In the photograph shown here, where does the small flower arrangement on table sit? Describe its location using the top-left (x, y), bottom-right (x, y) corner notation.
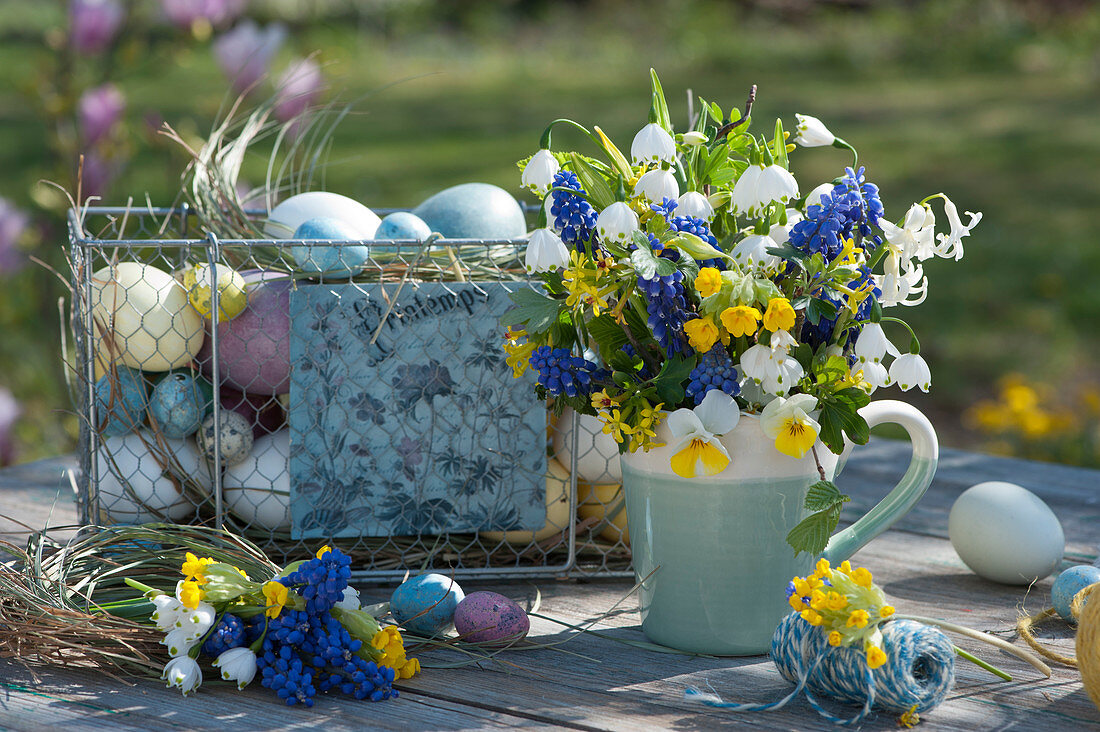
top-left (503, 71), bottom-right (981, 554)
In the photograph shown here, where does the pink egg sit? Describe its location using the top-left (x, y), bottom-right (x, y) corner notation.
top-left (453, 591), bottom-right (530, 644)
top-left (197, 271), bottom-right (291, 394)
top-left (219, 386), bottom-right (287, 439)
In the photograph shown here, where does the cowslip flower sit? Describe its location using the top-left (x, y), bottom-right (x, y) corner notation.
top-left (666, 390), bottom-right (740, 478)
top-left (274, 57), bottom-right (324, 123)
top-left (595, 201), bottom-right (639, 244)
top-left (213, 647), bottom-right (257, 690)
top-left (732, 164), bottom-right (798, 218)
top-left (176, 579), bottom-right (204, 610)
top-left (676, 191), bottom-right (715, 222)
top-left (683, 316), bottom-right (720, 352)
top-left (793, 114), bottom-right (836, 147)
top-left (853, 323), bottom-right (899, 365)
top-left (694, 267), bottom-right (723, 298)
top-left (633, 168), bottom-right (679, 204)
top-left (631, 122), bottom-right (676, 165)
top-left (263, 580), bottom-right (289, 618)
top-left (731, 233), bottom-right (781, 273)
top-left (78, 84), bottom-right (125, 145)
top-left (213, 20), bottom-right (286, 92)
top-left (935, 196), bottom-right (981, 261)
top-left (760, 393), bottom-right (820, 459)
top-left (70, 0), bottom-right (124, 55)
top-left (180, 551), bottom-right (214, 583)
top-left (521, 149), bottom-right (560, 197)
top-left (163, 656), bottom-right (202, 696)
top-left (762, 297), bottom-right (796, 332)
top-left (525, 228), bottom-right (569, 273)
top-left (720, 305), bottom-right (761, 338)
top-left (890, 353), bottom-right (931, 392)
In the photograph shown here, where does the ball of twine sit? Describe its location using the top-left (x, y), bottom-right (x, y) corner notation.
top-left (1075, 584), bottom-right (1100, 709)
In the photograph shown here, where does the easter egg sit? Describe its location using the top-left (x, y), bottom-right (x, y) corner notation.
top-left (219, 386), bottom-right (286, 439)
top-left (577, 482), bottom-right (629, 545)
top-left (453, 591), bottom-right (530, 644)
top-left (182, 263), bottom-right (248, 321)
top-left (197, 271), bottom-right (290, 394)
top-left (224, 431), bottom-right (290, 531)
top-left (291, 217), bottom-right (371, 278)
top-left (93, 366), bottom-right (148, 436)
top-left (481, 459), bottom-right (572, 544)
top-left (375, 212), bottom-right (432, 242)
top-left (948, 481), bottom-right (1064, 585)
top-left (90, 262), bottom-right (205, 371)
top-left (197, 410), bottom-right (254, 467)
top-left (390, 573), bottom-right (465, 637)
top-left (148, 371), bottom-right (207, 439)
top-left (95, 431), bottom-right (203, 523)
top-left (265, 191), bottom-right (380, 239)
top-left (412, 183), bottom-right (526, 240)
top-left (1052, 565), bottom-right (1100, 623)
top-left (553, 408), bottom-right (622, 483)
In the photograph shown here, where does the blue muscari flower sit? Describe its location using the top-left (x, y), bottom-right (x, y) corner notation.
top-left (635, 270), bottom-right (691, 358)
top-left (670, 214), bottom-right (725, 270)
top-left (202, 613), bottom-right (246, 657)
top-left (801, 266), bottom-right (882, 349)
top-left (649, 197), bottom-right (678, 221)
top-left (789, 166), bottom-right (885, 263)
top-left (281, 547), bottom-right (353, 615)
top-left (529, 346), bottom-right (608, 398)
top-left (685, 345), bottom-right (741, 405)
top-left (549, 171), bottom-right (598, 248)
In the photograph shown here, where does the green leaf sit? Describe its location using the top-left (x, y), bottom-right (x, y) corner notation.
top-left (500, 287), bottom-right (562, 333)
top-left (773, 118), bottom-right (789, 169)
top-left (804, 480), bottom-right (850, 512)
top-left (650, 69), bottom-right (672, 132)
top-left (652, 355), bottom-right (695, 405)
top-left (817, 388), bottom-right (871, 453)
top-left (806, 297), bottom-right (838, 326)
top-left (786, 505), bottom-right (842, 557)
top-left (570, 153), bottom-right (615, 211)
top-left (589, 314), bottom-right (630, 358)
top-left (701, 143), bottom-right (730, 184)
top-left (667, 232), bottom-right (729, 263)
top-left (646, 214), bottom-right (670, 237)
top-left (766, 244), bottom-right (808, 262)
top-left (630, 237), bottom-right (678, 280)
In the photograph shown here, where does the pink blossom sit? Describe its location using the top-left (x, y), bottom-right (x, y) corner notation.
top-left (78, 84), bottom-right (125, 145)
top-left (79, 152), bottom-right (120, 199)
top-left (161, 0), bottom-right (246, 30)
top-left (274, 58), bottom-right (324, 123)
top-left (70, 0), bottom-right (124, 55)
top-left (0, 387), bottom-right (20, 466)
top-left (213, 20), bottom-right (286, 92)
top-left (0, 198), bottom-right (28, 275)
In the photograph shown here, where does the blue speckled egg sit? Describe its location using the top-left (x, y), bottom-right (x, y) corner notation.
top-left (94, 367), bottom-right (148, 436)
top-left (197, 410), bottom-right (254, 467)
top-left (1052, 565), bottom-right (1100, 622)
top-left (148, 372), bottom-right (207, 438)
top-left (453, 591), bottom-right (530, 644)
top-left (291, 217), bottom-right (371, 277)
top-left (390, 573), bottom-right (465, 637)
top-left (375, 212), bottom-right (432, 242)
top-left (412, 183), bottom-right (525, 240)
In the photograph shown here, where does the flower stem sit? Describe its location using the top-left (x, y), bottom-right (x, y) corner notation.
top-left (954, 646), bottom-right (1012, 681)
top-left (895, 614), bottom-right (1051, 678)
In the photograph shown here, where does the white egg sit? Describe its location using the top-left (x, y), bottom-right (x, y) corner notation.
top-left (482, 458), bottom-right (572, 544)
top-left (948, 481), bottom-right (1064, 585)
top-left (91, 262), bottom-right (205, 372)
top-left (223, 431), bottom-right (290, 531)
top-left (95, 431), bottom-right (201, 523)
top-left (553, 408), bottom-right (622, 483)
top-left (264, 192), bottom-right (380, 240)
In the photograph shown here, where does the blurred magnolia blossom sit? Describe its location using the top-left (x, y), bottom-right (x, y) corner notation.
top-left (0, 198), bottom-right (29, 274)
top-left (79, 151), bottom-right (119, 198)
top-left (0, 386), bottom-right (20, 466)
top-left (79, 84), bottom-right (125, 145)
top-left (274, 58), bottom-right (324, 123)
top-left (161, 0), bottom-right (246, 32)
top-left (69, 0), bottom-right (124, 55)
top-left (213, 20), bottom-right (286, 92)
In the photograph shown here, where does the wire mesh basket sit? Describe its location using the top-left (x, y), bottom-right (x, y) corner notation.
top-left (68, 204), bottom-right (632, 580)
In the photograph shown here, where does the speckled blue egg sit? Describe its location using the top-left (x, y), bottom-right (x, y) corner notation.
top-left (390, 573), bottom-right (465, 637)
top-left (291, 217), bottom-right (371, 277)
top-left (1052, 565), bottom-right (1100, 622)
top-left (148, 372), bottom-right (207, 438)
top-left (453, 591), bottom-right (530, 644)
top-left (94, 367), bottom-right (148, 436)
top-left (411, 183), bottom-right (526, 240)
top-left (375, 212), bottom-right (432, 242)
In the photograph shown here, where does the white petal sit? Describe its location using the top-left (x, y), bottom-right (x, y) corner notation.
top-left (596, 202), bottom-right (640, 243)
top-left (675, 191), bottom-right (715, 222)
top-left (631, 123), bottom-right (677, 165)
top-left (731, 165), bottom-right (763, 216)
top-left (759, 395), bottom-right (789, 437)
top-left (633, 168), bottom-right (680, 203)
top-left (695, 389), bottom-right (740, 436)
top-left (521, 149), bottom-right (560, 197)
top-left (525, 228), bottom-right (569, 273)
top-left (769, 330), bottom-right (798, 352)
top-left (793, 114), bottom-right (836, 147)
top-left (804, 182), bottom-right (834, 209)
top-left (784, 393), bottom-right (819, 415)
top-left (757, 166), bottom-right (799, 206)
top-left (666, 406), bottom-right (706, 441)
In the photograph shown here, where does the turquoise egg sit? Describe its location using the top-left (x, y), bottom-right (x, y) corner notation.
top-left (390, 573), bottom-right (465, 637)
top-left (291, 217), bottom-right (371, 277)
top-left (148, 372), bottom-right (207, 439)
top-left (376, 212), bottom-right (432, 242)
top-left (94, 367), bottom-right (148, 436)
top-left (1052, 565), bottom-right (1100, 622)
top-left (412, 183), bottom-right (526, 240)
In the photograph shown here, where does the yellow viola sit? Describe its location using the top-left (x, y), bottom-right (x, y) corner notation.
top-left (666, 390), bottom-right (740, 478)
top-left (759, 393), bottom-right (821, 459)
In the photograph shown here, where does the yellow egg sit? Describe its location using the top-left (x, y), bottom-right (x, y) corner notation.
top-left (91, 262), bottom-right (205, 372)
top-left (183, 263), bottom-right (248, 321)
top-left (482, 458), bottom-right (572, 544)
top-left (578, 482), bottom-right (629, 545)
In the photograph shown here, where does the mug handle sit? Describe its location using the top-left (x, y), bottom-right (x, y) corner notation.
top-left (821, 400), bottom-right (939, 564)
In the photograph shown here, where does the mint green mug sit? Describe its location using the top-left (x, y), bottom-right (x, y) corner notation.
top-left (621, 400), bottom-right (938, 655)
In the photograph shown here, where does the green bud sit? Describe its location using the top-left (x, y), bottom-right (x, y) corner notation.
top-left (200, 563), bottom-right (260, 603)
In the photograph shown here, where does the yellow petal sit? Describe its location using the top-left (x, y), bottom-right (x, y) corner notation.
top-left (670, 441), bottom-right (702, 478)
top-left (697, 441), bottom-right (730, 476)
top-left (774, 418), bottom-right (817, 458)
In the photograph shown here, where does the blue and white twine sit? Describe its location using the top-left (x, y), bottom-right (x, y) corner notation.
top-left (685, 614), bottom-right (956, 726)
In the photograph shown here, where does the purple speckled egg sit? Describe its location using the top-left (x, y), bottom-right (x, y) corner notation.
top-left (197, 271), bottom-right (291, 394)
top-left (219, 386), bottom-right (287, 439)
top-left (453, 591), bottom-right (530, 644)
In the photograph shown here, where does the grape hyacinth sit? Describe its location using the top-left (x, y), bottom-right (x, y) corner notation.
top-left (529, 346), bottom-right (607, 398)
top-left (649, 197), bottom-right (678, 221)
top-left (636, 271), bottom-right (691, 358)
top-left (549, 171), bottom-right (598, 248)
top-left (789, 166), bottom-right (884, 262)
top-left (280, 545), bottom-right (353, 615)
top-left (202, 613), bottom-right (246, 657)
top-left (670, 214), bottom-right (725, 269)
top-left (801, 266), bottom-right (883, 349)
top-left (686, 346), bottom-right (741, 405)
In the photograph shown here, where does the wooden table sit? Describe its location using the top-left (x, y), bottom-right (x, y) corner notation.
top-left (2, 442), bottom-right (1099, 731)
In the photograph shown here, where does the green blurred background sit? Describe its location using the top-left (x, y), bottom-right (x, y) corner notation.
top-left (1, 0), bottom-right (1098, 465)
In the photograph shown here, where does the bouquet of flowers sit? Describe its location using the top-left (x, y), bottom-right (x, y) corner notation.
top-left (503, 72), bottom-right (981, 554)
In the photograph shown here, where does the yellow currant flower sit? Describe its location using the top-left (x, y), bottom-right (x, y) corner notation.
top-left (683, 316), bottom-right (720, 352)
top-left (762, 297), bottom-right (796, 332)
top-left (846, 609), bottom-right (870, 629)
top-left (720, 305), bottom-right (762, 338)
top-left (181, 552), bottom-right (215, 584)
top-left (503, 329), bottom-right (535, 379)
top-left (599, 408), bottom-right (634, 445)
top-left (263, 581), bottom-right (289, 619)
top-left (866, 644), bottom-right (888, 669)
top-left (591, 390), bottom-right (617, 411)
top-left (760, 394), bottom-right (821, 459)
top-left (694, 267), bottom-right (723, 298)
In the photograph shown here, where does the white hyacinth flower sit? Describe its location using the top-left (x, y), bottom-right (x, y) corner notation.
top-left (521, 149), bottom-right (560, 197)
top-left (335, 586), bottom-right (361, 611)
top-left (596, 201), bottom-right (640, 244)
top-left (731, 233), bottom-right (781, 274)
top-left (676, 191), bottom-right (715, 222)
top-left (525, 228), bottom-right (569, 273)
top-left (213, 647), bottom-right (258, 690)
top-left (889, 353), bottom-right (931, 392)
top-left (631, 122), bottom-right (677, 165)
top-left (681, 130), bottom-right (708, 147)
top-left (163, 656), bottom-right (202, 697)
top-left (793, 114), bottom-right (836, 147)
top-left (880, 202), bottom-right (936, 262)
top-left (876, 257), bottom-right (928, 308)
top-left (935, 196), bottom-right (981, 261)
top-left (732, 164), bottom-right (798, 217)
top-left (633, 168), bottom-right (680, 204)
top-left (804, 182), bottom-right (835, 209)
top-left (854, 322), bottom-right (900, 365)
